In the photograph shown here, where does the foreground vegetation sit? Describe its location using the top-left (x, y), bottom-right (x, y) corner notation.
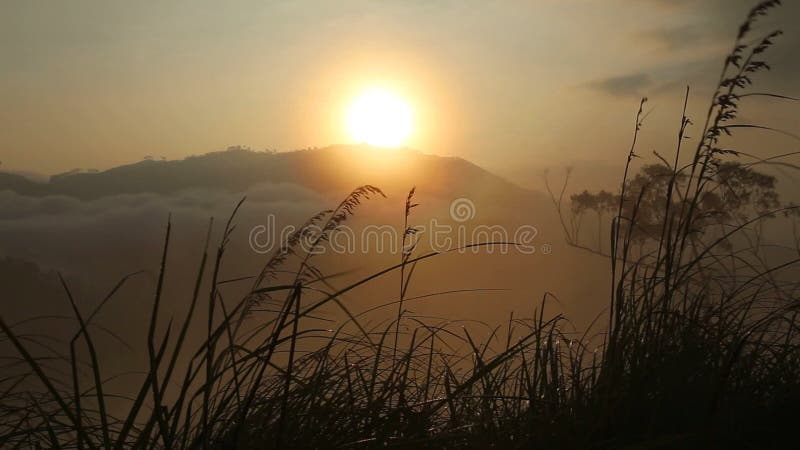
top-left (2, 2), bottom-right (799, 448)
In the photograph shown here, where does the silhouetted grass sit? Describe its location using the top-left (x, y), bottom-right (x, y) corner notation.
top-left (2, 1), bottom-right (800, 448)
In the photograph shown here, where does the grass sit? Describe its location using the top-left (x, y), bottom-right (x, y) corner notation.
top-left (2, 1), bottom-right (800, 448)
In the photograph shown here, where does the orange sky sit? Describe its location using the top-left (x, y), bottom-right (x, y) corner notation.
top-left (1, 0), bottom-right (798, 186)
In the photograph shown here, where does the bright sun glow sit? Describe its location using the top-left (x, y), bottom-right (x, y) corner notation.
top-left (346, 88), bottom-right (413, 147)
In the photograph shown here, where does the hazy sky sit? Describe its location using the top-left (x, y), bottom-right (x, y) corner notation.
top-left (1, 0), bottom-right (798, 181)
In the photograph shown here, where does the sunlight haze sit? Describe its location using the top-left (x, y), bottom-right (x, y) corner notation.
top-left (2, 1), bottom-right (800, 447)
top-left (346, 87), bottom-right (413, 147)
top-left (2, 0), bottom-right (797, 182)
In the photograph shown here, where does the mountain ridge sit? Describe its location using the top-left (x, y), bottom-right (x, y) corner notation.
top-left (0, 145), bottom-right (541, 203)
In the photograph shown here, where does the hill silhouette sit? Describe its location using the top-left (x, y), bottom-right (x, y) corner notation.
top-left (0, 172), bottom-right (48, 196)
top-left (0, 145), bottom-right (537, 206)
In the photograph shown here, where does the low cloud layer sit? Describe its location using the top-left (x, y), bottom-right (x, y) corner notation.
top-left (0, 183), bottom-right (326, 279)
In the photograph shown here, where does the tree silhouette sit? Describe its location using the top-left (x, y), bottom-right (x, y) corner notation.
top-left (550, 161), bottom-right (783, 255)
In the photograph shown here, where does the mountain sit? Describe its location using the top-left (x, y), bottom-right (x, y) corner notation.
top-left (0, 172), bottom-right (49, 196)
top-left (0, 145), bottom-right (606, 339)
top-left (0, 145), bottom-right (540, 206)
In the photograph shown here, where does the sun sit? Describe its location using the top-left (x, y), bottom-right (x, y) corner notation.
top-left (346, 88), bottom-right (413, 148)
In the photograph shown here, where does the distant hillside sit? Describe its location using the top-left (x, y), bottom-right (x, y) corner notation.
top-left (0, 145), bottom-right (541, 205)
top-left (0, 172), bottom-right (49, 196)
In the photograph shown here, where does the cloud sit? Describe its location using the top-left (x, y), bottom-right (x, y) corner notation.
top-left (627, 0), bottom-right (798, 90)
top-left (589, 73), bottom-right (653, 97)
top-left (0, 183), bottom-right (323, 220)
top-left (639, 24), bottom-right (717, 51)
top-left (0, 183), bottom-right (326, 279)
top-left (592, 0), bottom-right (798, 100)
